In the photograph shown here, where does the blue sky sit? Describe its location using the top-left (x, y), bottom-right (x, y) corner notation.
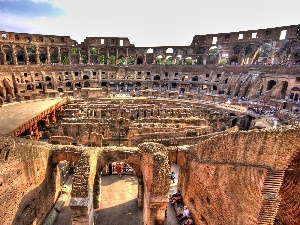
top-left (0, 0), bottom-right (299, 46)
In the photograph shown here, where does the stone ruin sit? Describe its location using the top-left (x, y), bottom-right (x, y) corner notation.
top-left (1, 24), bottom-right (300, 225)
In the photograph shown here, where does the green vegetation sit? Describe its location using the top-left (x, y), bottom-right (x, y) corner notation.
top-left (128, 56), bottom-right (135, 65)
top-left (165, 57), bottom-right (172, 65)
top-left (81, 54), bottom-right (88, 64)
top-left (108, 55), bottom-right (116, 65)
top-left (72, 39), bottom-right (78, 46)
top-left (70, 48), bottom-right (77, 54)
top-left (99, 55), bottom-right (106, 64)
top-left (62, 55), bottom-right (69, 65)
top-left (90, 48), bottom-right (97, 54)
top-left (26, 45), bottom-right (36, 53)
top-left (185, 58), bottom-right (193, 65)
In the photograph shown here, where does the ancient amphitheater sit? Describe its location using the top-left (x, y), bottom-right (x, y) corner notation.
top-left (0, 24), bottom-right (300, 225)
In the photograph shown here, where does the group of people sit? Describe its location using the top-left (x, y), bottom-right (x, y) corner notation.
top-left (108, 162), bottom-right (129, 177)
top-left (168, 190), bottom-right (193, 224)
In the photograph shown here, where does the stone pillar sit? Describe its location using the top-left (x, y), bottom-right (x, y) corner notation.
top-left (68, 48), bottom-right (72, 65)
top-left (70, 191), bottom-right (94, 225)
top-left (35, 45), bottom-right (40, 65)
top-left (23, 45), bottom-right (29, 65)
top-left (58, 47), bottom-right (61, 64)
top-left (46, 46), bottom-right (51, 64)
top-left (78, 49), bottom-right (82, 65)
top-left (93, 170), bottom-right (101, 208)
top-left (69, 154), bottom-right (95, 225)
top-left (139, 142), bottom-right (170, 225)
top-left (0, 45), bottom-right (6, 65)
top-left (143, 53), bottom-right (146, 65)
top-left (106, 50), bottom-right (109, 65)
top-left (116, 49), bottom-right (119, 65)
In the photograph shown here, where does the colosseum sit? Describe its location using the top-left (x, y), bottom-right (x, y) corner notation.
top-left (0, 24), bottom-right (300, 225)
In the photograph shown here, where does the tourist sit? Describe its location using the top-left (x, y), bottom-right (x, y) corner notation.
top-left (184, 215), bottom-right (193, 225)
top-left (170, 171), bottom-right (175, 183)
top-left (171, 190), bottom-right (182, 204)
top-left (176, 206), bottom-right (190, 223)
top-left (116, 162), bottom-right (122, 177)
top-left (123, 162), bottom-right (127, 172)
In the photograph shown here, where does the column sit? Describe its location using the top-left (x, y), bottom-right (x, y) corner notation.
top-left (35, 45), bottom-right (40, 65)
top-left (115, 49), bottom-right (119, 65)
top-left (46, 46), bottom-right (51, 64)
top-left (106, 49), bottom-right (109, 65)
top-left (58, 47), bottom-right (62, 64)
top-left (23, 46), bottom-right (29, 65)
top-left (78, 49), bottom-right (82, 65)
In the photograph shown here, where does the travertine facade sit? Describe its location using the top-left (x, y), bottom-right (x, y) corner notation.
top-left (1, 24), bottom-right (300, 225)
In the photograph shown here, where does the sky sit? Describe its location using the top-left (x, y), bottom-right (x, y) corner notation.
top-left (0, 0), bottom-right (299, 47)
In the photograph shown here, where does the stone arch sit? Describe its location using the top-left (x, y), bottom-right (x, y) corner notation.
top-left (83, 75), bottom-right (89, 80)
top-left (128, 48), bottom-right (136, 65)
top-left (90, 143), bottom-right (170, 224)
top-left (175, 54), bottom-right (182, 65)
top-left (197, 56), bottom-right (204, 65)
top-left (137, 56), bottom-right (143, 65)
top-left (14, 45), bottom-right (25, 65)
top-left (245, 44), bottom-right (255, 56)
top-left (196, 47), bottom-right (206, 54)
top-left (49, 47), bottom-right (59, 63)
top-left (61, 48), bottom-right (69, 65)
top-left (51, 148), bottom-right (82, 166)
top-left (229, 55), bottom-right (239, 64)
top-left (154, 75), bottom-right (160, 80)
top-left (39, 47), bottom-right (47, 64)
top-left (267, 80), bottom-right (276, 91)
top-left (233, 45), bottom-right (243, 54)
top-left (45, 76), bottom-right (51, 82)
top-left (2, 45), bottom-right (13, 65)
top-left (191, 76), bottom-right (198, 81)
top-left (153, 82), bottom-right (159, 90)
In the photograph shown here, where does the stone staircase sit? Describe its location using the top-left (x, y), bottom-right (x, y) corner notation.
top-left (257, 170), bottom-right (285, 225)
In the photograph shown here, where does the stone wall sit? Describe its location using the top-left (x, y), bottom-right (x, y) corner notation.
top-left (0, 135), bottom-right (54, 225)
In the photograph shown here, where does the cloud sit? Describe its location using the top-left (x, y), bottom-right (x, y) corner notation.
top-left (0, 0), bottom-right (299, 46)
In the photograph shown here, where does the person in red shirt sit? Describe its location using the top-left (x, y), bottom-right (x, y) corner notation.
top-left (116, 162), bottom-right (122, 177)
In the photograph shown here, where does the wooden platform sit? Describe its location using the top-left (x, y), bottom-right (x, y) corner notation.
top-left (0, 98), bottom-right (67, 136)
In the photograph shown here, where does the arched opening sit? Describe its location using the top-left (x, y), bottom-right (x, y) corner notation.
top-left (83, 81), bottom-right (90, 87)
top-left (171, 83), bottom-right (177, 91)
top-left (137, 56), bottom-right (143, 65)
top-left (165, 56), bottom-right (173, 65)
top-left (154, 75), bottom-right (160, 81)
top-left (267, 80), bottom-right (276, 91)
top-left (191, 76), bottom-right (198, 81)
top-left (224, 78), bottom-right (229, 84)
top-left (45, 76), bottom-right (51, 82)
top-left (233, 45), bottom-right (243, 54)
top-left (185, 57), bottom-right (193, 65)
top-left (281, 81), bottom-right (288, 99)
top-left (231, 118), bottom-right (238, 127)
top-left (197, 56), bottom-right (203, 65)
top-left (175, 55), bottom-right (182, 65)
top-left (156, 55), bottom-right (163, 65)
top-left (153, 82), bottom-right (159, 90)
top-left (229, 55), bottom-right (239, 65)
top-left (47, 82), bottom-right (52, 89)
top-left (190, 84), bottom-right (197, 92)
top-left (128, 55), bottom-right (135, 65)
top-left (94, 160), bottom-right (143, 224)
top-left (83, 75), bottom-right (89, 80)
